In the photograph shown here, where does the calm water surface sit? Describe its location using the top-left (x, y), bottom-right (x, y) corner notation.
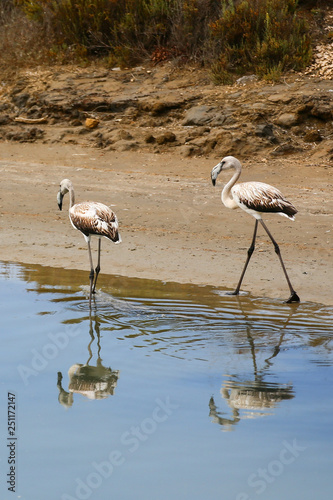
top-left (0, 261), bottom-right (332, 500)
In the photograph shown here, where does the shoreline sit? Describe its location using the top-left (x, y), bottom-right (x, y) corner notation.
top-left (0, 143), bottom-right (332, 305)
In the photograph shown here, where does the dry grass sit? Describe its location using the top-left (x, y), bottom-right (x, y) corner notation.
top-left (0, 9), bottom-right (50, 76)
top-left (0, 0), bottom-right (323, 82)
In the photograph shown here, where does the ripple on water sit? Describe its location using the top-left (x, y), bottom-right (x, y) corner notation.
top-left (1, 262), bottom-right (332, 361)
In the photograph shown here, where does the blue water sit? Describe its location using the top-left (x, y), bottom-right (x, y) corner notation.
top-left (0, 261), bottom-right (332, 500)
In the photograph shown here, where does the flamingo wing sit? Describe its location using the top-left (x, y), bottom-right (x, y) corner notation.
top-left (232, 182), bottom-right (297, 219)
top-left (70, 202), bottom-right (120, 242)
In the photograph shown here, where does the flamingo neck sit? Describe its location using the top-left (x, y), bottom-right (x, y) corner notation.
top-left (221, 167), bottom-right (241, 209)
top-left (68, 185), bottom-right (75, 209)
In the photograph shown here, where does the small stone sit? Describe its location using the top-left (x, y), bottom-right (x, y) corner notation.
top-left (275, 113), bottom-right (298, 128)
top-left (236, 75), bottom-right (257, 86)
top-left (85, 118), bottom-right (99, 129)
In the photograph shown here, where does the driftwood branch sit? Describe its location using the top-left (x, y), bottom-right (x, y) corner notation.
top-left (14, 116), bottom-right (48, 124)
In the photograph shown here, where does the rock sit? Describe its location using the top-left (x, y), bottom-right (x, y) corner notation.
top-left (236, 75), bottom-right (258, 86)
top-left (182, 105), bottom-right (214, 126)
top-left (255, 124), bottom-right (279, 143)
top-left (303, 130), bottom-right (323, 143)
top-left (12, 93), bottom-right (30, 108)
top-left (296, 102), bottom-right (315, 116)
top-left (85, 118), bottom-right (99, 129)
top-left (268, 94), bottom-right (293, 104)
top-left (211, 113), bottom-right (229, 126)
top-left (144, 134), bottom-right (156, 143)
top-left (155, 132), bottom-right (176, 144)
top-left (311, 105), bottom-right (332, 121)
top-left (0, 115), bottom-right (10, 126)
top-left (275, 113), bottom-right (298, 128)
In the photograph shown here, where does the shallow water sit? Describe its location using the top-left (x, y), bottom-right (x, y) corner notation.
top-left (0, 261), bottom-right (332, 500)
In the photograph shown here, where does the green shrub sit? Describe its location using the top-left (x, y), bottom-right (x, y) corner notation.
top-left (4, 0), bottom-right (314, 79)
top-left (210, 0), bottom-right (312, 81)
top-left (16, 0), bottom-right (221, 62)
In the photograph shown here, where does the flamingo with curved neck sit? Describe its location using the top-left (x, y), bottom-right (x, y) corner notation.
top-left (211, 156), bottom-right (300, 303)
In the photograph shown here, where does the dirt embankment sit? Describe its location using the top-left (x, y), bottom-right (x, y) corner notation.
top-left (1, 64), bottom-right (333, 161)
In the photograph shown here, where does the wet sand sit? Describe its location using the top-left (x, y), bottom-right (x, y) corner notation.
top-left (0, 142), bottom-right (332, 305)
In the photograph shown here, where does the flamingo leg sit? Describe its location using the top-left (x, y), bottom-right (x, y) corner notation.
top-left (259, 219), bottom-right (300, 303)
top-left (232, 220), bottom-right (258, 295)
top-left (92, 237), bottom-right (101, 294)
top-left (87, 238), bottom-right (94, 308)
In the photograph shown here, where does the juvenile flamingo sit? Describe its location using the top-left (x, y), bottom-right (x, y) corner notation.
top-left (211, 156), bottom-right (300, 303)
top-left (57, 179), bottom-right (121, 307)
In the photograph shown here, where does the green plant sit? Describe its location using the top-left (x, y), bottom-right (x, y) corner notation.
top-left (1, 0), bottom-right (315, 78)
top-left (211, 59), bottom-right (235, 85)
top-left (209, 0), bottom-right (312, 81)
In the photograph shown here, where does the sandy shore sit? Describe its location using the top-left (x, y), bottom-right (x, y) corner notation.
top-left (0, 142), bottom-right (332, 305)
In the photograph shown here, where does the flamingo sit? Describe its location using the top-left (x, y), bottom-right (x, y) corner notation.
top-left (211, 156), bottom-right (300, 303)
top-left (57, 179), bottom-right (121, 307)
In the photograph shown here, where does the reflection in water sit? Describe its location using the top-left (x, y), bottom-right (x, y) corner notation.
top-left (1, 261), bottom-right (333, 424)
top-left (1, 261), bottom-right (333, 500)
top-left (210, 382), bottom-right (294, 432)
top-left (210, 302), bottom-right (296, 431)
top-left (57, 316), bottom-right (119, 408)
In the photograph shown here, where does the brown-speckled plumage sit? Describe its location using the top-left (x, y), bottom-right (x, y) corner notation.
top-left (57, 178), bottom-right (121, 307)
top-left (211, 156), bottom-right (300, 303)
top-left (233, 181), bottom-right (297, 219)
top-left (69, 201), bottom-right (120, 242)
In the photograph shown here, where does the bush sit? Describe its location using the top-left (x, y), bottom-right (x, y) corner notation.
top-left (1, 0), bottom-right (315, 80)
top-left (0, 1), bottom-right (50, 71)
top-left (210, 0), bottom-right (312, 81)
top-left (16, 0), bottom-right (221, 61)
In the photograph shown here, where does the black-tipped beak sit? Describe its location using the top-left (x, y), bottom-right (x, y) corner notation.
top-left (57, 191), bottom-right (63, 211)
top-left (211, 160), bottom-right (223, 186)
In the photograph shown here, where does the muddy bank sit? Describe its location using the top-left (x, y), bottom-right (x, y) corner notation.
top-left (0, 142), bottom-right (332, 305)
top-left (1, 65), bottom-right (333, 162)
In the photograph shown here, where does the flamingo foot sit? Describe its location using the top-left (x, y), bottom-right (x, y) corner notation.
top-left (285, 291), bottom-right (300, 304)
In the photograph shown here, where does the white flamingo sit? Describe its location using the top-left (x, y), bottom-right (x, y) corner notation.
top-left (211, 156), bottom-right (300, 303)
top-left (57, 179), bottom-right (121, 307)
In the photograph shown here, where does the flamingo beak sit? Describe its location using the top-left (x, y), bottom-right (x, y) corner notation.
top-left (57, 190), bottom-right (63, 211)
top-left (211, 162), bottom-right (221, 186)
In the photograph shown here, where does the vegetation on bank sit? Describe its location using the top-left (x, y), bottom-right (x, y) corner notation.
top-left (0, 0), bottom-right (326, 82)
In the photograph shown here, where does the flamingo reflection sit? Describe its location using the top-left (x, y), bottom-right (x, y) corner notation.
top-left (57, 316), bottom-right (119, 408)
top-left (209, 299), bottom-right (297, 430)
